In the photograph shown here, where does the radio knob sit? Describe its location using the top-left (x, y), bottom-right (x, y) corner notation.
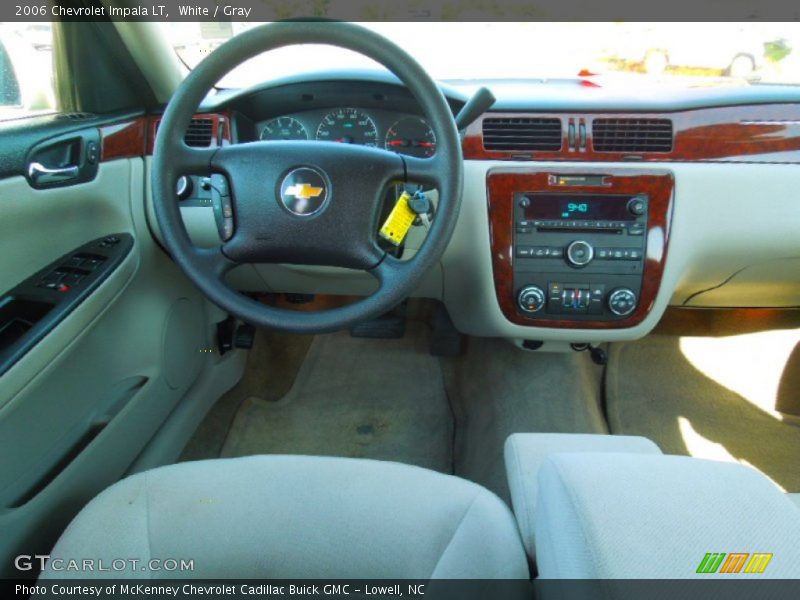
top-left (518, 285), bottom-right (546, 314)
top-left (627, 196), bottom-right (647, 216)
top-left (566, 240), bottom-right (594, 267)
top-left (607, 288), bottom-right (638, 316)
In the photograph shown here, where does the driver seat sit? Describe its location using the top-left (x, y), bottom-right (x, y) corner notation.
top-left (41, 455), bottom-right (528, 579)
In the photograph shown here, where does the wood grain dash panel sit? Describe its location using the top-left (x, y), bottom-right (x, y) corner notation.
top-left (100, 118), bottom-right (147, 161)
top-left (465, 104), bottom-right (800, 163)
top-left (487, 167), bottom-right (675, 329)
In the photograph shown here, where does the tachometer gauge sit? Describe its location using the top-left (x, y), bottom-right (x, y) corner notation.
top-left (384, 117), bottom-right (436, 157)
top-left (260, 117), bottom-right (308, 141)
top-left (316, 108), bottom-right (378, 146)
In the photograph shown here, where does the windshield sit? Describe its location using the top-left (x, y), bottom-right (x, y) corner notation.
top-left (166, 22), bottom-right (800, 88)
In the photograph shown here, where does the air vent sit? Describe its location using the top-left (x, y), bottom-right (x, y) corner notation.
top-left (183, 118), bottom-right (214, 147)
top-left (592, 118), bottom-right (673, 152)
top-left (482, 117), bottom-right (562, 152)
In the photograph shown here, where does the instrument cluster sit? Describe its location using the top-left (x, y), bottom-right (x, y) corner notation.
top-left (255, 107), bottom-right (436, 158)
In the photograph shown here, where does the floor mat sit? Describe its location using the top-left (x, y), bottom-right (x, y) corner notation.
top-left (444, 338), bottom-right (608, 502)
top-left (606, 330), bottom-right (800, 491)
top-left (220, 323), bottom-right (453, 473)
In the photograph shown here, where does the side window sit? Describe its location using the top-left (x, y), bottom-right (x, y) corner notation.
top-left (0, 23), bottom-right (56, 120)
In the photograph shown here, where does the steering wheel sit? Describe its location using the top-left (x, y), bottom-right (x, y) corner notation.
top-left (152, 22), bottom-right (463, 334)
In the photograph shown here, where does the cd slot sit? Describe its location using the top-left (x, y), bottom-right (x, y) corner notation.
top-left (537, 225), bottom-right (624, 234)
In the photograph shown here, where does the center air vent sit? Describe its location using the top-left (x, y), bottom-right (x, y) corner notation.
top-left (183, 118), bottom-right (214, 147)
top-left (482, 117), bottom-right (562, 152)
top-left (592, 118), bottom-right (673, 152)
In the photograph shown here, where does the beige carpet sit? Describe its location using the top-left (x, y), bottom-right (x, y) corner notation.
top-left (607, 329), bottom-right (800, 491)
top-left (444, 337), bottom-right (609, 503)
top-left (179, 328), bottom-right (313, 462)
top-left (219, 323), bottom-right (453, 473)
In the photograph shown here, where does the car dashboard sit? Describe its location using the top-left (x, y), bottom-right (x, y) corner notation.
top-left (101, 71), bottom-right (800, 345)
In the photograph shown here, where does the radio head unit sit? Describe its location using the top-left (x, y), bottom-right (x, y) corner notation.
top-left (513, 191), bottom-right (649, 321)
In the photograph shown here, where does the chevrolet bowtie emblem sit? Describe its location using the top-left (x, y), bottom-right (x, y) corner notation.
top-left (284, 183), bottom-right (323, 200)
top-left (279, 168), bottom-right (329, 216)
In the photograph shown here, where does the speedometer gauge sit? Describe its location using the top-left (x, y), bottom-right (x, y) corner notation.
top-left (316, 108), bottom-right (378, 146)
top-left (385, 117), bottom-right (436, 158)
top-left (260, 117), bottom-right (308, 141)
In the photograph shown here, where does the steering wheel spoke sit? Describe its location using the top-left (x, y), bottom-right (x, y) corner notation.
top-left (173, 144), bottom-right (217, 175)
top-left (401, 155), bottom-right (443, 187)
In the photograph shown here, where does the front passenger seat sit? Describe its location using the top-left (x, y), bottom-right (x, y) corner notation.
top-left (41, 455), bottom-right (529, 579)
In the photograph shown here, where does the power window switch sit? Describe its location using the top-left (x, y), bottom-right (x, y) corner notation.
top-left (38, 271), bottom-right (64, 288)
top-left (65, 256), bottom-right (84, 268)
top-left (82, 258), bottom-right (105, 271)
top-left (61, 273), bottom-right (85, 286)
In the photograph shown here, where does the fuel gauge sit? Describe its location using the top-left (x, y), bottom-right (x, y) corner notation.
top-left (384, 117), bottom-right (436, 158)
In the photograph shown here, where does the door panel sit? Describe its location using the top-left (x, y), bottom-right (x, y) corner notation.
top-left (0, 140), bottom-right (237, 576)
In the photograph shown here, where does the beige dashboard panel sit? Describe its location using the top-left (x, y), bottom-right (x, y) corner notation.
top-left (147, 156), bottom-right (799, 342)
top-left (441, 161), bottom-right (800, 342)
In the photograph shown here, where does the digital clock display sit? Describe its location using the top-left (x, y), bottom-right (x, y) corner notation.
top-left (521, 193), bottom-right (638, 221)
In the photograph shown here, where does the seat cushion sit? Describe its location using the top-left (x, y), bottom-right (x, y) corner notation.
top-left (41, 455), bottom-right (528, 580)
top-left (504, 433), bottom-right (662, 560)
top-left (790, 494), bottom-right (800, 509)
top-left (535, 453), bottom-right (800, 579)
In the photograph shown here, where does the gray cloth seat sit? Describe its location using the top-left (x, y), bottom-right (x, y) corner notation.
top-left (504, 433), bottom-right (662, 560)
top-left (535, 453), bottom-right (800, 578)
top-left (505, 433), bottom-right (800, 579)
top-left (42, 455), bottom-right (529, 579)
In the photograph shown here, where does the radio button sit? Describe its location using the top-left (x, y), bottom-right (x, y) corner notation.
top-left (516, 227), bottom-right (532, 234)
top-left (547, 247), bottom-right (563, 258)
top-left (596, 248), bottom-right (610, 259)
top-left (626, 249), bottom-right (642, 260)
top-left (516, 246), bottom-right (533, 257)
top-left (611, 249), bottom-right (625, 260)
top-left (628, 225), bottom-right (644, 236)
top-left (533, 247), bottom-right (548, 258)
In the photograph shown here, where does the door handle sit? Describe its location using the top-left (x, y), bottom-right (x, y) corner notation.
top-left (27, 162), bottom-right (80, 185)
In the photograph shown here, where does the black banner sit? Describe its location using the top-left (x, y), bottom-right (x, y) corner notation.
top-left (2, 0), bottom-right (800, 22)
top-left (6, 579), bottom-right (800, 600)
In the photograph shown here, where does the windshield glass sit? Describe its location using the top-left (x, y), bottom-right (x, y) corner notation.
top-left (166, 22), bottom-right (800, 88)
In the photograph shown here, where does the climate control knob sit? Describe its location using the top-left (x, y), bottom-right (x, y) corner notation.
top-left (566, 240), bottom-right (594, 267)
top-left (607, 288), bottom-right (638, 316)
top-left (518, 285), bottom-right (546, 314)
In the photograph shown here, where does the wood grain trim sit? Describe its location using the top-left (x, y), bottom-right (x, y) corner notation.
top-left (100, 118), bottom-right (147, 161)
top-left (465, 104), bottom-right (800, 163)
top-left (101, 113), bottom-right (232, 161)
top-left (654, 307), bottom-right (800, 336)
top-left (487, 168), bottom-right (675, 329)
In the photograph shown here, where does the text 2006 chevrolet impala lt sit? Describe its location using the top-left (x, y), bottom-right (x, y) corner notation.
top-left (0, 12), bottom-right (799, 595)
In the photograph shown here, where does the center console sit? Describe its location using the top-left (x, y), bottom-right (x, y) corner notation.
top-left (487, 168), bottom-right (674, 329)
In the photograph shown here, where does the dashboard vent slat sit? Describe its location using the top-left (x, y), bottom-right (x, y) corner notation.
top-left (183, 118), bottom-right (214, 147)
top-left (592, 118), bottom-right (673, 152)
top-left (482, 117), bottom-right (562, 151)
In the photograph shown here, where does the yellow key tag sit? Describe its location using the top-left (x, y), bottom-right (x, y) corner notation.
top-left (379, 191), bottom-right (416, 246)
